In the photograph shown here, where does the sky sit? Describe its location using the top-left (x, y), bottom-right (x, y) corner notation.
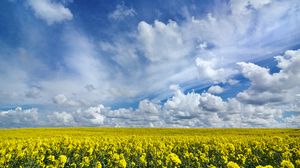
top-left (0, 0), bottom-right (300, 128)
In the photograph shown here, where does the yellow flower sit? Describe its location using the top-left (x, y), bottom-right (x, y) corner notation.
top-left (256, 165), bottom-right (273, 168)
top-left (119, 158), bottom-right (127, 168)
top-left (47, 155), bottom-right (55, 162)
top-left (96, 161), bottom-right (102, 168)
top-left (58, 155), bottom-right (67, 166)
top-left (112, 153), bottom-right (120, 161)
top-left (280, 160), bottom-right (294, 168)
top-left (227, 161), bottom-right (240, 168)
top-left (81, 156), bottom-right (90, 167)
top-left (70, 163), bottom-right (77, 168)
top-left (157, 160), bottom-right (162, 165)
top-left (167, 153), bottom-right (182, 165)
top-left (295, 160), bottom-right (300, 167)
top-left (87, 148), bottom-right (94, 155)
top-left (139, 153), bottom-right (147, 166)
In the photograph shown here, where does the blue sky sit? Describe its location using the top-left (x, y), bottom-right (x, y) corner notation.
top-left (0, 0), bottom-right (300, 127)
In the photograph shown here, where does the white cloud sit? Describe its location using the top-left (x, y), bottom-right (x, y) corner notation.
top-left (64, 31), bottom-right (107, 86)
top-left (48, 105), bottom-right (105, 126)
top-left (0, 107), bottom-right (39, 127)
top-left (37, 30), bottom-right (128, 106)
top-left (163, 86), bottom-right (231, 127)
top-left (25, 86), bottom-right (41, 99)
top-left (282, 115), bottom-right (300, 127)
top-left (208, 85), bottom-right (224, 94)
top-left (227, 79), bottom-right (239, 85)
top-left (102, 102), bottom-right (162, 127)
top-left (237, 49), bottom-right (300, 107)
top-left (163, 85), bottom-right (288, 127)
top-left (230, 0), bottom-right (272, 15)
top-left (53, 94), bottom-right (68, 104)
top-left (108, 3), bottom-right (136, 20)
top-left (138, 20), bottom-right (191, 62)
top-left (195, 57), bottom-right (236, 82)
top-left (76, 105), bottom-right (105, 125)
top-left (199, 93), bottom-right (226, 112)
top-left (99, 39), bottom-right (140, 70)
top-left (46, 99), bottom-right (161, 127)
top-left (52, 94), bottom-right (82, 107)
top-left (138, 99), bottom-right (160, 114)
top-left (165, 88), bottom-right (200, 115)
top-left (48, 111), bottom-right (75, 126)
top-left (27, 0), bottom-right (73, 25)
top-left (0, 48), bottom-right (48, 105)
top-left (237, 62), bottom-right (273, 92)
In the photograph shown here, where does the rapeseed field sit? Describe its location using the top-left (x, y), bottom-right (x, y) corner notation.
top-left (0, 128), bottom-right (299, 168)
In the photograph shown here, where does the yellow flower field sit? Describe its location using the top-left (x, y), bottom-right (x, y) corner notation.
top-left (0, 128), bottom-right (299, 168)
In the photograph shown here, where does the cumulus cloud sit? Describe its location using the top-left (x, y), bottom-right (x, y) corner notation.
top-left (0, 107), bottom-right (39, 127)
top-left (199, 93), bottom-right (226, 112)
top-left (195, 58), bottom-right (233, 82)
top-left (52, 94), bottom-right (82, 107)
top-left (27, 0), bottom-right (73, 25)
top-left (227, 79), bottom-right (239, 85)
top-left (108, 3), bottom-right (136, 20)
top-left (162, 85), bottom-right (282, 127)
top-left (165, 86), bottom-right (201, 115)
top-left (48, 102), bottom-right (161, 127)
top-left (48, 111), bottom-right (75, 126)
top-left (53, 94), bottom-right (68, 104)
top-left (208, 85), bottom-right (224, 94)
top-left (48, 105), bottom-right (105, 126)
top-left (237, 49), bottom-right (300, 107)
top-left (138, 99), bottom-right (160, 114)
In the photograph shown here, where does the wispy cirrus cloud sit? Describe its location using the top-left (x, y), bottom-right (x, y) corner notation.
top-left (27, 0), bottom-right (73, 25)
top-left (108, 3), bottom-right (136, 21)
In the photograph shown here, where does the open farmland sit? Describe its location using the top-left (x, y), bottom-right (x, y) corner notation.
top-left (0, 128), bottom-right (299, 167)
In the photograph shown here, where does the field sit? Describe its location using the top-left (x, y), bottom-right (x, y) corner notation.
top-left (0, 128), bottom-right (299, 168)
